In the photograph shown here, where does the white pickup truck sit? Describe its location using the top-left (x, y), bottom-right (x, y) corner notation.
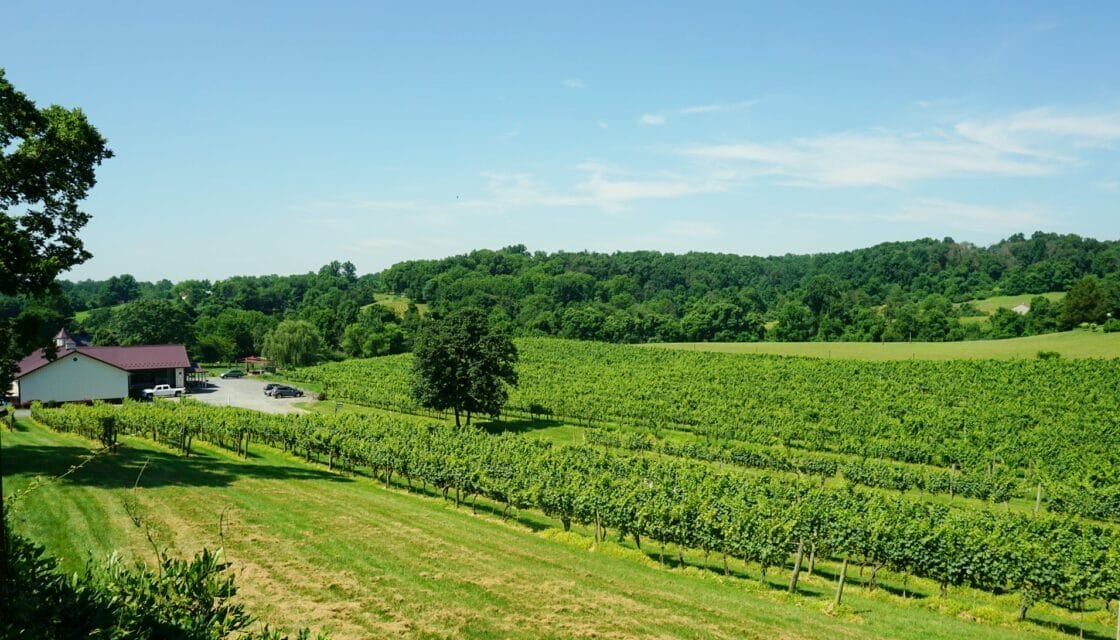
top-left (142, 384), bottom-right (186, 399)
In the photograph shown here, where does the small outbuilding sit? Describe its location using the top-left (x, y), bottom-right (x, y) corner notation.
top-left (13, 330), bottom-right (190, 406)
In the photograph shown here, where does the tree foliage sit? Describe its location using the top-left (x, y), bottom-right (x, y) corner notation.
top-left (0, 67), bottom-right (112, 393)
top-left (262, 320), bottom-right (325, 368)
top-left (86, 298), bottom-right (195, 346)
top-left (410, 308), bottom-right (518, 426)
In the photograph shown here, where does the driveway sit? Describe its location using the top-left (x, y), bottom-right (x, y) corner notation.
top-left (187, 377), bottom-right (309, 414)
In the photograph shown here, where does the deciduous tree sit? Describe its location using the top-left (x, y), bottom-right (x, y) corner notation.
top-left (410, 307), bottom-right (518, 426)
top-left (0, 67), bottom-right (112, 393)
top-left (261, 319), bottom-right (325, 368)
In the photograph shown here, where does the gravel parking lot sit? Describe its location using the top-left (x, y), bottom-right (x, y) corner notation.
top-left (188, 376), bottom-right (309, 414)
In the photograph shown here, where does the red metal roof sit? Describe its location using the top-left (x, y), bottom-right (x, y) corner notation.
top-left (16, 344), bottom-right (191, 378)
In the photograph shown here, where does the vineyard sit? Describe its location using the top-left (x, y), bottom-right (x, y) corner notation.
top-left (290, 338), bottom-right (1120, 521)
top-left (25, 399), bottom-right (1120, 634)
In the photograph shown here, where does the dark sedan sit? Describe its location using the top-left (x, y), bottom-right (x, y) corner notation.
top-left (272, 385), bottom-right (304, 398)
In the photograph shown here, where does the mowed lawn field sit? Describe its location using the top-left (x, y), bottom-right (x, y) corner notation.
top-left (648, 329), bottom-right (1120, 360)
top-left (4, 419), bottom-right (1097, 640)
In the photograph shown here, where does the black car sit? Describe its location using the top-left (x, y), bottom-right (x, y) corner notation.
top-left (272, 385), bottom-right (304, 398)
top-left (220, 369), bottom-right (245, 379)
top-left (263, 383), bottom-right (281, 396)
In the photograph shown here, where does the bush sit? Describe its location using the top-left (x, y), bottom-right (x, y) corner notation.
top-left (1103, 318), bottom-right (1120, 333)
top-left (2, 515), bottom-right (326, 639)
top-left (1036, 350), bottom-right (1061, 360)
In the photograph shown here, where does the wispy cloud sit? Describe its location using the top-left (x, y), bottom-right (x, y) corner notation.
top-left (638, 99), bottom-right (757, 126)
top-left (484, 165), bottom-right (726, 213)
top-left (955, 109), bottom-right (1120, 155)
top-left (562, 78), bottom-right (586, 89)
top-left (801, 198), bottom-right (1050, 233)
top-left (679, 100), bottom-right (758, 115)
top-left (503, 121), bottom-right (522, 138)
top-left (680, 109), bottom-right (1120, 187)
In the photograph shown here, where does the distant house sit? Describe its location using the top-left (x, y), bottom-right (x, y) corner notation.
top-left (1011, 303), bottom-right (1031, 315)
top-left (13, 329), bottom-right (190, 406)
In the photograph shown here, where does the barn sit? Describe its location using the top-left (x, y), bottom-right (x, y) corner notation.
top-left (13, 329), bottom-right (190, 406)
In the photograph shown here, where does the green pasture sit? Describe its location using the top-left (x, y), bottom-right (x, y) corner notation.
top-left (72, 302), bottom-right (127, 324)
top-left (5, 419), bottom-right (1110, 640)
top-left (366, 293), bottom-right (427, 318)
top-left (648, 329), bottom-right (1120, 360)
top-left (963, 291), bottom-right (1066, 316)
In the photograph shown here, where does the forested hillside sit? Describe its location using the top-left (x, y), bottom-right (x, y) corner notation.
top-left (4, 233), bottom-right (1119, 366)
top-left (380, 232), bottom-right (1120, 343)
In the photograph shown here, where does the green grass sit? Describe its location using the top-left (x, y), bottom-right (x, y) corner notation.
top-left (964, 292), bottom-right (1066, 316)
top-left (648, 329), bottom-right (1120, 360)
top-left (72, 302), bottom-right (127, 324)
top-left (365, 293), bottom-right (427, 318)
top-left (6, 420), bottom-right (1111, 640)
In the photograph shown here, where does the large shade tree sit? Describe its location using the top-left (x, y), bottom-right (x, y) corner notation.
top-left (410, 307), bottom-right (518, 426)
top-left (0, 66), bottom-right (111, 607)
top-left (261, 319), bottom-right (325, 368)
top-left (1, 67), bottom-right (113, 393)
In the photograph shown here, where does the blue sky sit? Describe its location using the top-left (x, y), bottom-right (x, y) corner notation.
top-left (5, 1), bottom-right (1120, 281)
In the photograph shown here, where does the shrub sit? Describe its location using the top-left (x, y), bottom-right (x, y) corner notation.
top-left (1036, 350), bottom-right (1061, 360)
top-left (1103, 318), bottom-right (1120, 333)
top-left (2, 519), bottom-right (327, 639)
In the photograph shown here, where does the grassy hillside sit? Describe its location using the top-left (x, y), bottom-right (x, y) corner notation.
top-left (648, 329), bottom-right (1119, 360)
top-left (5, 419), bottom-right (1108, 640)
top-left (966, 291), bottom-right (1066, 315)
top-left (72, 302), bottom-right (126, 324)
top-left (367, 293), bottom-right (427, 317)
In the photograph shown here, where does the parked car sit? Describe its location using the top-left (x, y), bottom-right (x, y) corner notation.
top-left (272, 385), bottom-right (304, 398)
top-left (263, 383), bottom-right (280, 395)
top-left (220, 369), bottom-right (245, 379)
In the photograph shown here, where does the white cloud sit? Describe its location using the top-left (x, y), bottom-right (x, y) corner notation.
top-left (802, 199), bottom-right (1050, 234)
top-left (503, 121), bottom-right (522, 138)
top-left (636, 99), bottom-right (757, 127)
top-left (955, 109), bottom-right (1120, 155)
top-left (484, 165), bottom-right (726, 213)
top-left (679, 100), bottom-right (758, 115)
top-left (597, 120), bottom-right (609, 129)
top-left (680, 108), bottom-right (1120, 188)
top-left (683, 132), bottom-right (1052, 187)
top-left (562, 78), bottom-right (586, 89)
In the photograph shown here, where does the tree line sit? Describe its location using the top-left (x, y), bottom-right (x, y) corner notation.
top-left (377, 236), bottom-right (1120, 343)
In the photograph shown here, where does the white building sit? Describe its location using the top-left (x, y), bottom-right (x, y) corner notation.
top-left (13, 330), bottom-right (190, 406)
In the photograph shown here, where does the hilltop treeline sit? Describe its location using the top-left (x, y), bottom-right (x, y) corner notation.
top-left (2, 261), bottom-right (405, 363)
top-left (4, 233), bottom-right (1120, 364)
top-left (381, 232), bottom-right (1120, 343)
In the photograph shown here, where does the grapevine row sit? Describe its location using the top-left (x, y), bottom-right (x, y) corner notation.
top-left (30, 400), bottom-right (1120, 622)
